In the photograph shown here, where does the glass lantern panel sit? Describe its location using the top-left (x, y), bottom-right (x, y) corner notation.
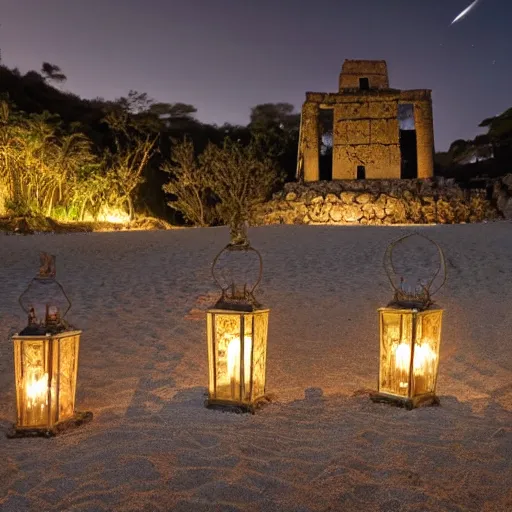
top-left (56, 333), bottom-right (80, 421)
top-left (412, 310), bottom-right (442, 396)
top-left (212, 313), bottom-right (253, 402)
top-left (251, 311), bottom-right (269, 401)
top-left (379, 310), bottom-right (413, 397)
top-left (243, 315), bottom-right (254, 401)
top-left (206, 312), bottom-right (215, 397)
top-left (16, 338), bottom-right (50, 427)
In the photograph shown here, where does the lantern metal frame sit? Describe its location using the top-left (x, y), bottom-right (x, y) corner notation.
top-left (205, 227), bottom-right (271, 414)
top-left (370, 232), bottom-right (446, 410)
top-left (7, 252), bottom-right (93, 438)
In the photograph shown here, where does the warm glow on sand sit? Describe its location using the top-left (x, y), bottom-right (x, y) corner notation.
top-left (97, 209), bottom-right (130, 224)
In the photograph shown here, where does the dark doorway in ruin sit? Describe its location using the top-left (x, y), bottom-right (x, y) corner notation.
top-left (357, 165), bottom-right (366, 180)
top-left (399, 104), bottom-right (418, 179)
top-left (359, 77), bottom-right (370, 90)
top-left (318, 108), bottom-right (333, 180)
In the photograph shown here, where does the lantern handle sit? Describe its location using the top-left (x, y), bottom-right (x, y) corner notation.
top-left (18, 276), bottom-right (73, 319)
top-left (383, 231), bottom-right (446, 301)
top-left (211, 243), bottom-right (264, 299)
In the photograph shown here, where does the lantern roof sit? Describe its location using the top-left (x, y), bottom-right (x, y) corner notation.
top-left (211, 222), bottom-right (265, 312)
top-left (18, 252), bottom-right (75, 335)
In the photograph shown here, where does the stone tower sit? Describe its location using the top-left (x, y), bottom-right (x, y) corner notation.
top-left (297, 60), bottom-right (434, 181)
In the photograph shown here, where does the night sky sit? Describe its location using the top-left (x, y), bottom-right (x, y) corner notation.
top-left (0, 0), bottom-right (510, 151)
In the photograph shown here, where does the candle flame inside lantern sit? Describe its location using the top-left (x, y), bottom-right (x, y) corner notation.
top-left (26, 372), bottom-right (49, 411)
top-left (227, 335), bottom-right (252, 395)
top-left (394, 341), bottom-right (437, 389)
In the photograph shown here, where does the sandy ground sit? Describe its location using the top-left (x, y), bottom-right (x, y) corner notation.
top-left (0, 224), bottom-right (511, 512)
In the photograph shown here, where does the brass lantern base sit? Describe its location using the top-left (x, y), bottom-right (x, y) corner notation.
top-left (7, 411), bottom-right (93, 439)
top-left (205, 394), bottom-right (273, 415)
top-left (369, 392), bottom-right (440, 411)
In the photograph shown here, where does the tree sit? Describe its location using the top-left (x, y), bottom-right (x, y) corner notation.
top-left (162, 137), bottom-right (281, 228)
top-left (103, 109), bottom-right (158, 220)
top-left (479, 108), bottom-right (512, 163)
top-left (204, 138), bottom-right (280, 228)
top-left (41, 62), bottom-right (67, 84)
top-left (161, 137), bottom-right (213, 226)
top-left (248, 103), bottom-right (300, 181)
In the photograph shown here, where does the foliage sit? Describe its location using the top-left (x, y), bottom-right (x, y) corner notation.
top-left (162, 137), bottom-right (282, 227)
top-left (161, 137), bottom-right (214, 226)
top-left (41, 62), bottom-right (67, 84)
top-left (203, 138), bottom-right (282, 227)
top-left (0, 59), bottom-right (299, 224)
top-left (248, 102), bottom-right (300, 182)
top-left (102, 108), bottom-right (159, 220)
top-left (0, 99), bottom-right (99, 217)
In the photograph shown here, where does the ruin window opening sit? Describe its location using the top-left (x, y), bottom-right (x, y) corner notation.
top-left (359, 77), bottom-right (370, 90)
top-left (318, 108), bottom-right (333, 181)
top-left (399, 103), bottom-right (418, 179)
top-left (357, 165), bottom-right (366, 180)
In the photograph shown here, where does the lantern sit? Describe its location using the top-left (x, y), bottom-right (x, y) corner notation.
top-left (206, 224), bottom-right (270, 413)
top-left (370, 233), bottom-right (446, 409)
top-left (8, 252), bottom-right (92, 438)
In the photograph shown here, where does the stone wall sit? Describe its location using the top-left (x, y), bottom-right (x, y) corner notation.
top-left (332, 98), bottom-right (401, 179)
top-left (252, 179), bottom-right (501, 226)
top-left (298, 60), bottom-right (435, 181)
top-left (339, 59), bottom-right (389, 90)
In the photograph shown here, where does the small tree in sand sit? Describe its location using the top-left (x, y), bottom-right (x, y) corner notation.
top-left (103, 110), bottom-right (158, 221)
top-left (162, 137), bottom-right (281, 227)
top-left (161, 137), bottom-right (213, 227)
top-left (202, 138), bottom-right (281, 229)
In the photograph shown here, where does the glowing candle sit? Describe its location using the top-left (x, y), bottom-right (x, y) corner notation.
top-left (393, 342), bottom-right (437, 393)
top-left (25, 371), bottom-right (49, 425)
top-left (395, 343), bottom-right (411, 389)
top-left (227, 335), bottom-right (252, 398)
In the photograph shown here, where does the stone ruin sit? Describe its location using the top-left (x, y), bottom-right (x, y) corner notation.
top-left (252, 178), bottom-right (500, 226)
top-left (297, 60), bottom-right (434, 181)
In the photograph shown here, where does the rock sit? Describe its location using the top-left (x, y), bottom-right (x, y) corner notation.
top-left (251, 177), bottom-right (501, 226)
top-left (375, 194), bottom-right (389, 208)
top-left (288, 201), bottom-right (308, 217)
top-left (385, 198), bottom-right (407, 223)
top-left (329, 204), bottom-right (344, 222)
top-left (343, 205), bottom-right (363, 222)
top-left (355, 193), bottom-right (372, 204)
top-left (436, 199), bottom-right (455, 224)
top-left (422, 205), bottom-right (436, 224)
top-left (340, 191), bottom-right (356, 203)
top-left (308, 202), bottom-right (331, 223)
top-left (362, 203), bottom-right (376, 220)
top-left (374, 204), bottom-right (386, 220)
top-left (452, 201), bottom-right (470, 223)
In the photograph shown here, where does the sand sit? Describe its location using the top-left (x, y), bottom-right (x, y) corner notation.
top-left (0, 224), bottom-right (511, 512)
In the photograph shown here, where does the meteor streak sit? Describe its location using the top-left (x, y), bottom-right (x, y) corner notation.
top-left (451, 0), bottom-right (481, 25)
